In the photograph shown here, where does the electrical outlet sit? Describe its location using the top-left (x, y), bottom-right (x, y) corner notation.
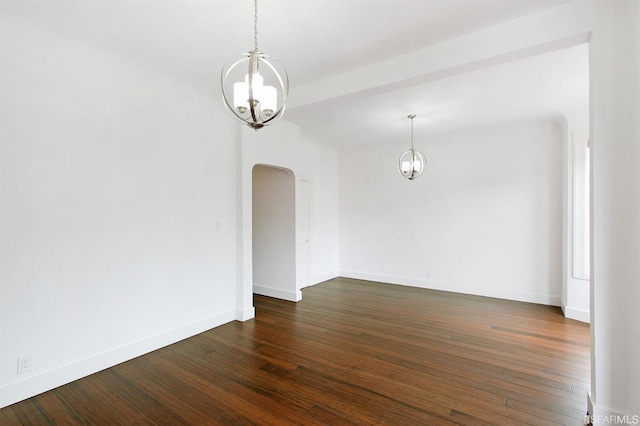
top-left (426, 272), bottom-right (432, 280)
top-left (17, 356), bottom-right (32, 374)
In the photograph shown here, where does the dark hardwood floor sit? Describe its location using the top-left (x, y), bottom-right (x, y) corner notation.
top-left (1, 278), bottom-right (590, 425)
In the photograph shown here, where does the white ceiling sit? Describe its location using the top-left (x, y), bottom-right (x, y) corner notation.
top-left (287, 43), bottom-right (589, 146)
top-left (5, 0), bottom-right (588, 147)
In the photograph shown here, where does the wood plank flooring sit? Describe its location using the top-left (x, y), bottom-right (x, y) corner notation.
top-left (0, 277), bottom-right (591, 425)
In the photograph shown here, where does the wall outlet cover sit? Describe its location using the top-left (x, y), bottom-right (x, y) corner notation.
top-left (17, 356), bottom-right (33, 374)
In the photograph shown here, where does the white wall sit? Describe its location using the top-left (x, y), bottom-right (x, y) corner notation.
top-left (252, 165), bottom-right (296, 300)
top-left (340, 119), bottom-right (563, 305)
top-left (0, 9), bottom-right (238, 407)
top-left (589, 0), bottom-right (640, 418)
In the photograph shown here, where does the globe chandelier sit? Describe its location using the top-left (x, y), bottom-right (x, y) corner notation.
top-left (221, 0), bottom-right (289, 130)
top-left (398, 114), bottom-right (426, 180)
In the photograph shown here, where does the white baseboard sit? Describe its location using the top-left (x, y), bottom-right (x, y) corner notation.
top-left (586, 392), bottom-right (637, 425)
top-left (561, 300), bottom-right (591, 323)
top-left (0, 310), bottom-right (236, 409)
top-left (236, 306), bottom-right (256, 322)
top-left (253, 284), bottom-right (302, 302)
top-left (339, 270), bottom-right (562, 306)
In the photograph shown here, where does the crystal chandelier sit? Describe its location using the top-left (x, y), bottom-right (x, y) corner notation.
top-left (221, 0), bottom-right (289, 130)
top-left (398, 114), bottom-right (426, 180)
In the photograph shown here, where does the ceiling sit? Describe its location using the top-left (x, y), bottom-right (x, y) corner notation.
top-left (4, 0), bottom-right (588, 147)
top-left (287, 43), bottom-right (589, 146)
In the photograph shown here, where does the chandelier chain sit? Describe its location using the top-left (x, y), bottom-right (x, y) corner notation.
top-left (254, 0), bottom-right (258, 50)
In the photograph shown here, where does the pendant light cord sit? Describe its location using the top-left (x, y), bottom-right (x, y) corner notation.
top-left (408, 114), bottom-right (416, 150)
top-left (254, 0), bottom-right (259, 51)
top-left (411, 117), bottom-right (414, 150)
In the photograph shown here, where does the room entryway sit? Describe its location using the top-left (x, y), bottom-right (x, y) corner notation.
top-left (252, 164), bottom-right (299, 301)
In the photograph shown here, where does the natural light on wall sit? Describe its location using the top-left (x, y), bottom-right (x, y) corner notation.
top-left (573, 131), bottom-right (590, 280)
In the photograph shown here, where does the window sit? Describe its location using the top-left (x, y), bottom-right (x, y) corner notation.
top-left (573, 131), bottom-right (590, 280)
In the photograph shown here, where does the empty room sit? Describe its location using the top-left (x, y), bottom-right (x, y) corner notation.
top-left (1, 0), bottom-right (639, 424)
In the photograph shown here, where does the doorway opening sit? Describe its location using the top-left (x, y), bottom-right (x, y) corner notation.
top-left (252, 164), bottom-right (300, 301)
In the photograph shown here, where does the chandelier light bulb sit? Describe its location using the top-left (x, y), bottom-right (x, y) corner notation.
top-left (261, 85), bottom-right (277, 116)
top-left (233, 81), bottom-right (248, 113)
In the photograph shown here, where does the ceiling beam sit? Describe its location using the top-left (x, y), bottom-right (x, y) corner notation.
top-left (287, 1), bottom-right (594, 114)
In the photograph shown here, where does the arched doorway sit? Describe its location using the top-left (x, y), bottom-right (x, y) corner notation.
top-left (252, 164), bottom-right (300, 301)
